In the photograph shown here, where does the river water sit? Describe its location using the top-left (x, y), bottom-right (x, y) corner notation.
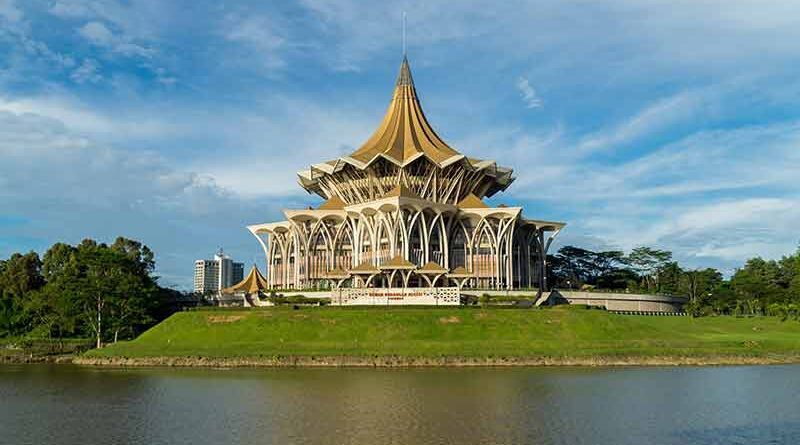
top-left (1, 365), bottom-right (799, 445)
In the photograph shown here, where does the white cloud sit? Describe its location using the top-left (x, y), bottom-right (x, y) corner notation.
top-left (46, 3), bottom-right (164, 80)
top-left (70, 58), bottom-right (102, 84)
top-left (461, 103), bottom-right (800, 271)
top-left (222, 13), bottom-right (287, 70)
top-left (49, 0), bottom-right (93, 18)
top-left (76, 20), bottom-right (153, 58)
top-left (0, 1), bottom-right (77, 72)
top-left (0, 0), bottom-right (22, 23)
top-left (516, 77), bottom-right (542, 109)
top-left (78, 20), bottom-right (113, 45)
top-left (49, 0), bottom-right (161, 40)
top-left (0, 108), bottom-right (293, 288)
top-left (193, 98), bottom-right (375, 197)
top-left (0, 94), bottom-right (181, 144)
top-left (578, 92), bottom-right (703, 153)
top-left (639, 197), bottom-right (800, 267)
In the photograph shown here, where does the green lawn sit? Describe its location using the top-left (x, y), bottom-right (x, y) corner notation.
top-left (87, 306), bottom-right (800, 362)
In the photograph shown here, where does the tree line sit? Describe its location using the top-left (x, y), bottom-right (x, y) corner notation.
top-left (548, 245), bottom-right (800, 317)
top-left (3, 237), bottom-right (799, 346)
top-left (0, 237), bottom-right (183, 347)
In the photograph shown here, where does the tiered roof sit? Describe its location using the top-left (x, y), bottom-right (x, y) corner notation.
top-left (297, 57), bottom-right (515, 199)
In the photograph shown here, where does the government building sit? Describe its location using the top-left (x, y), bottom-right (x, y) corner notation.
top-left (244, 57), bottom-right (565, 304)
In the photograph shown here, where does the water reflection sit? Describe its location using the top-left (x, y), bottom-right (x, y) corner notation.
top-left (1, 365), bottom-right (799, 445)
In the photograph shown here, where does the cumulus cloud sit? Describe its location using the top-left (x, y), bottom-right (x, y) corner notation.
top-left (516, 77), bottom-right (542, 109)
top-left (0, 108), bottom-right (293, 288)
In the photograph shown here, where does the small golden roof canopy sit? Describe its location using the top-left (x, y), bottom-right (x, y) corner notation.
top-left (457, 193), bottom-right (489, 209)
top-left (324, 268), bottom-right (351, 279)
top-left (417, 261), bottom-right (448, 274)
top-left (348, 57), bottom-right (462, 167)
top-left (379, 255), bottom-right (417, 269)
top-left (349, 261), bottom-right (380, 274)
top-left (318, 195), bottom-right (346, 210)
top-left (447, 266), bottom-right (473, 277)
top-left (222, 265), bottom-right (270, 294)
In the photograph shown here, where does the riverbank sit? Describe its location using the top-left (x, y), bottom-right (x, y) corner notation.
top-left (1, 338), bottom-right (92, 365)
top-left (1, 353), bottom-right (74, 364)
top-left (73, 354), bottom-right (800, 367)
top-left (75, 306), bottom-right (800, 367)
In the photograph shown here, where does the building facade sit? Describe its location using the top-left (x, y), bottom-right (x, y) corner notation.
top-left (193, 249), bottom-right (244, 294)
top-left (247, 58), bottom-right (565, 294)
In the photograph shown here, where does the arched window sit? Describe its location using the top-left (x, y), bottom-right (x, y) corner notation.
top-left (449, 223), bottom-right (467, 269)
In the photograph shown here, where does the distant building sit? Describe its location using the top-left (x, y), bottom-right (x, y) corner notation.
top-left (193, 249), bottom-right (244, 294)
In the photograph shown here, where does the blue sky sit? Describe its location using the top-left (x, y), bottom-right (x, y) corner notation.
top-left (1, 0), bottom-right (799, 289)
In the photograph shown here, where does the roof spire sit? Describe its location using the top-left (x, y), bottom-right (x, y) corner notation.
top-left (402, 11), bottom-right (407, 57)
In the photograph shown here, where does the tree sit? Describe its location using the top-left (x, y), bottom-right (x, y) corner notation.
top-left (550, 246), bottom-right (628, 289)
top-left (70, 240), bottom-right (156, 347)
top-left (42, 242), bottom-right (76, 282)
top-left (682, 268), bottom-right (723, 316)
top-left (551, 246), bottom-right (595, 287)
top-left (730, 257), bottom-right (785, 309)
top-left (779, 248), bottom-right (800, 302)
top-left (657, 262), bottom-right (683, 295)
top-left (0, 251), bottom-right (45, 334)
top-left (593, 251), bottom-right (627, 280)
top-left (0, 251), bottom-right (44, 299)
top-left (596, 268), bottom-right (639, 290)
top-left (111, 237), bottom-right (155, 275)
top-left (1, 237), bottom-right (181, 344)
top-left (626, 247), bottom-right (673, 292)
top-left (107, 269), bottom-right (156, 343)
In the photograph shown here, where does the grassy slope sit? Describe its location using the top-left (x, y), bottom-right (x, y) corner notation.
top-left (88, 307), bottom-right (800, 361)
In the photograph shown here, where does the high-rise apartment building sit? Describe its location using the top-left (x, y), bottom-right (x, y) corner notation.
top-left (193, 249), bottom-right (244, 294)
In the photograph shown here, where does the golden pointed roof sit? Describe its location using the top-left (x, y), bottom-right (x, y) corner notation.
top-left (222, 265), bottom-right (270, 294)
top-left (348, 57), bottom-right (463, 168)
top-left (297, 57), bottom-right (517, 202)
